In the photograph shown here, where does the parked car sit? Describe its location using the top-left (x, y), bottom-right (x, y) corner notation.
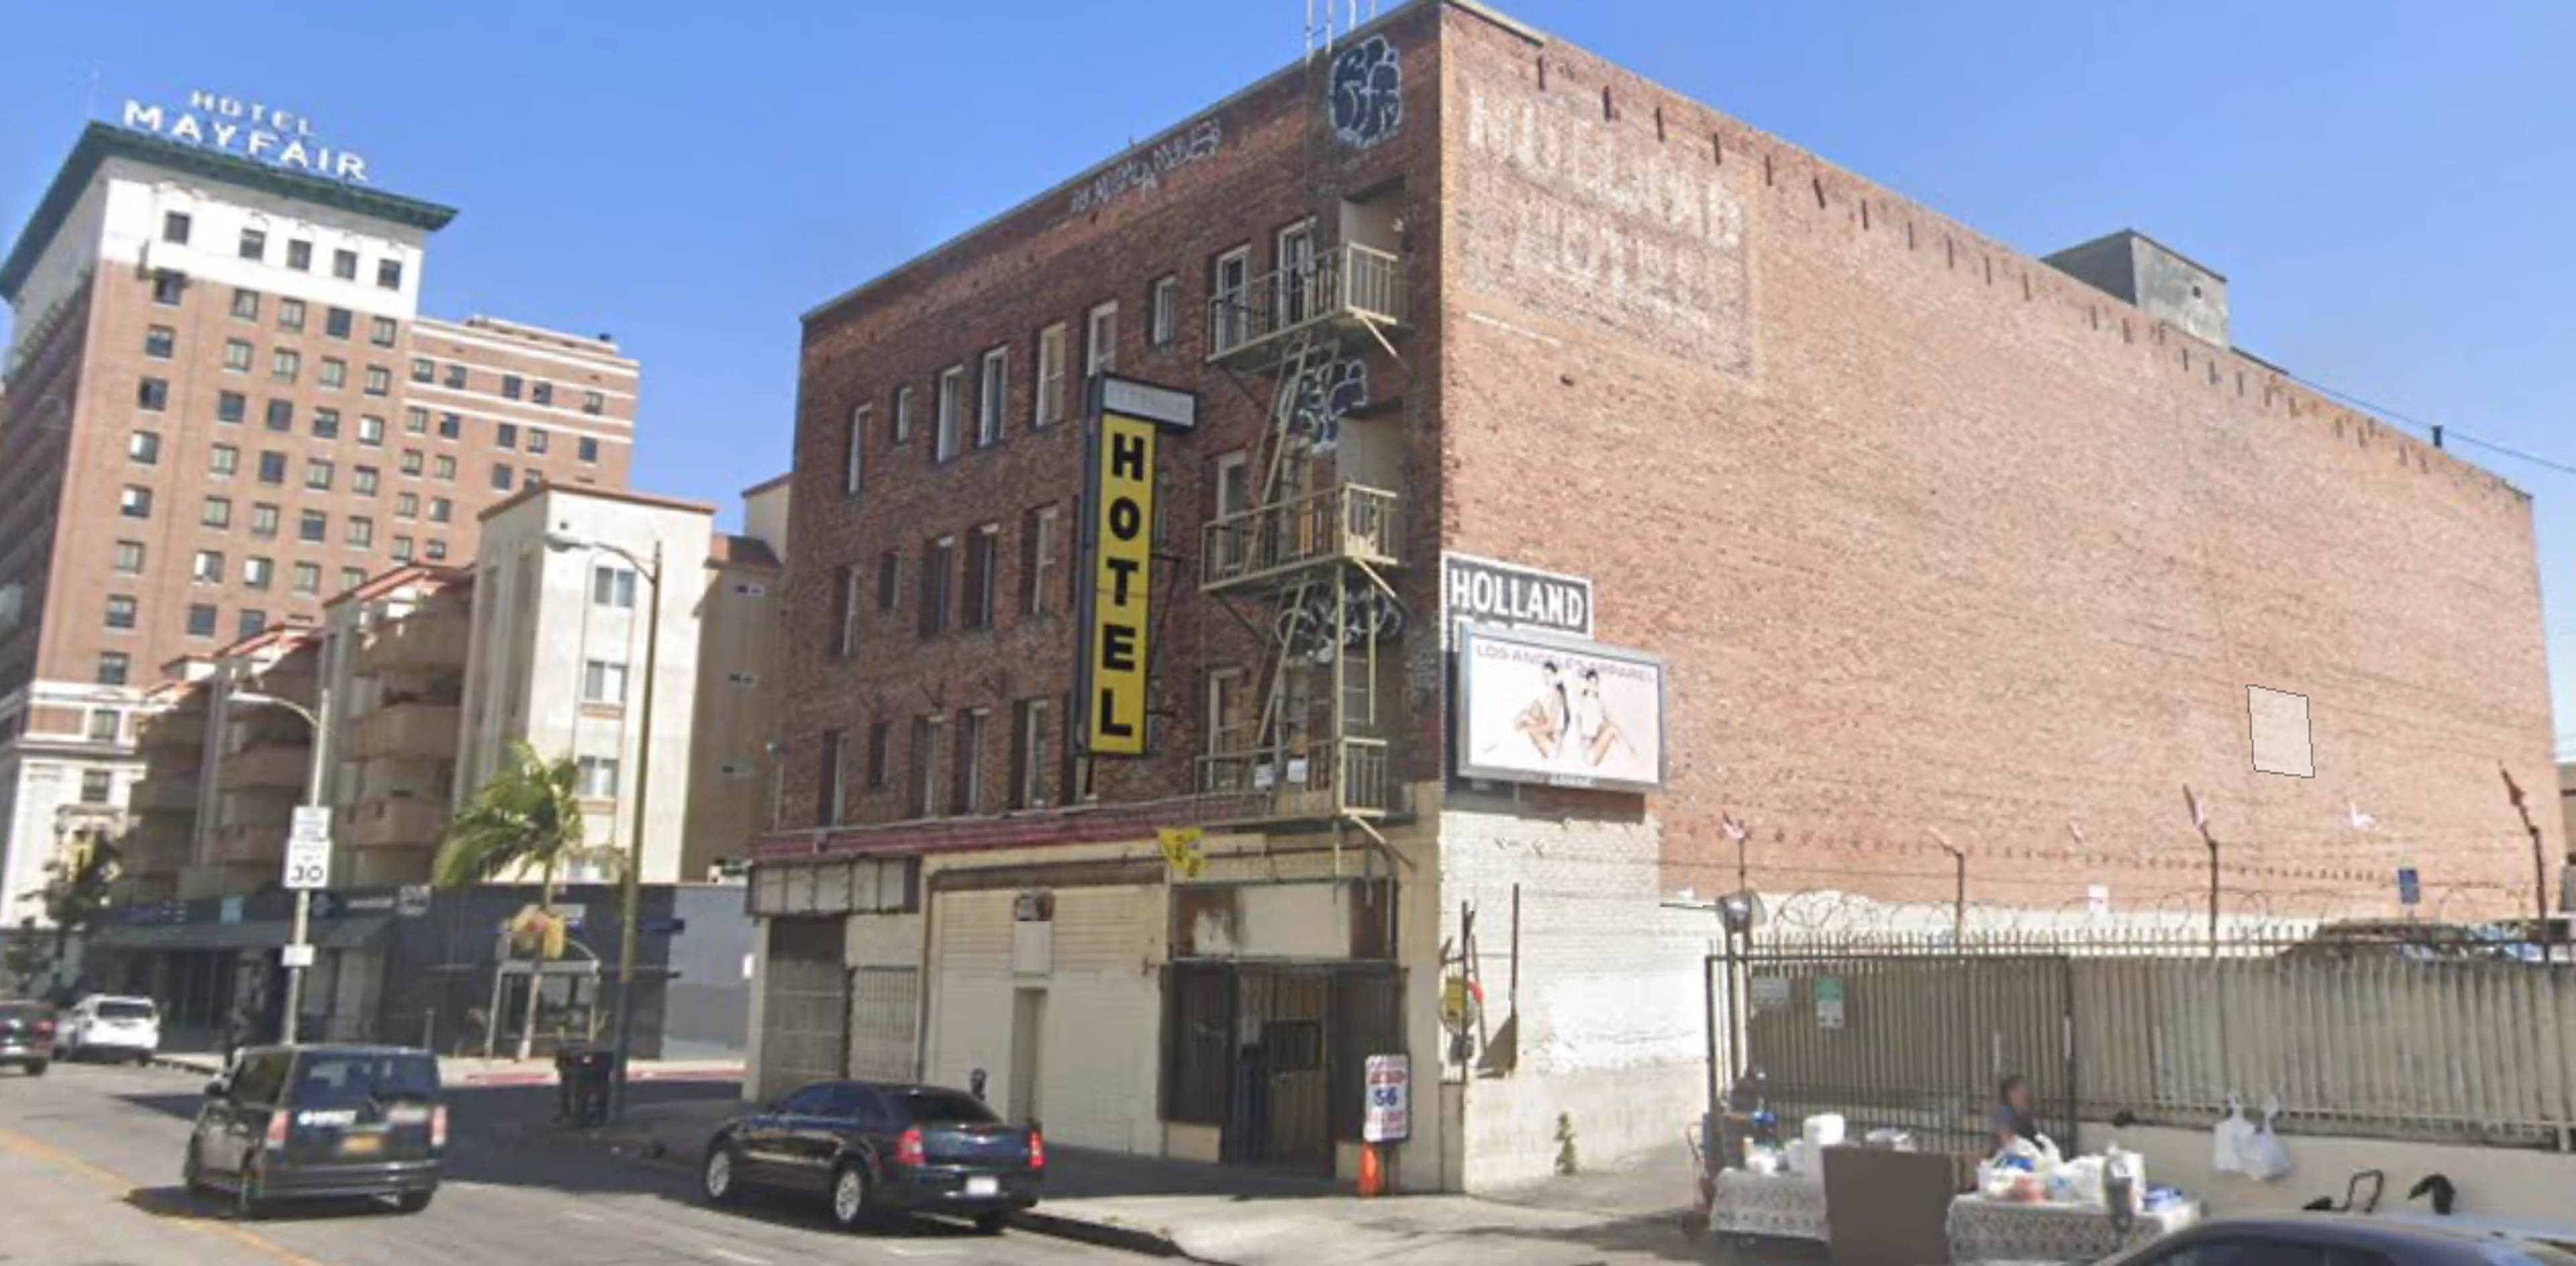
top-left (62, 994), bottom-right (160, 1063)
top-left (2281, 920), bottom-right (2518, 963)
top-left (2098, 1215), bottom-right (2576, 1265)
top-left (702, 1079), bottom-right (1044, 1233)
top-left (183, 1045), bottom-right (445, 1217)
top-left (0, 1001), bottom-right (55, 1075)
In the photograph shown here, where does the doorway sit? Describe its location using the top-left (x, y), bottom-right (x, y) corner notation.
top-left (1009, 988), bottom-right (1047, 1126)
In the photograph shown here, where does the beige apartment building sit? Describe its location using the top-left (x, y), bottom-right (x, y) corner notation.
top-left (0, 121), bottom-right (640, 938)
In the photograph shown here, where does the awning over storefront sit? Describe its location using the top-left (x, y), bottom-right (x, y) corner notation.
top-left (88, 916), bottom-right (392, 953)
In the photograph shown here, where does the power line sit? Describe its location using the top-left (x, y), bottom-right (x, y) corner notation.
top-left (2282, 370), bottom-right (2576, 478)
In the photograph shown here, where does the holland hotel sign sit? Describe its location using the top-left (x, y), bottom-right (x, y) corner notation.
top-left (121, 90), bottom-right (372, 184)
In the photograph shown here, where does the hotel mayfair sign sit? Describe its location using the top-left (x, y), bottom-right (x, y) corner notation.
top-left (121, 91), bottom-right (371, 184)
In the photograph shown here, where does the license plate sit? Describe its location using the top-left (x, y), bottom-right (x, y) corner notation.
top-left (965, 1176), bottom-right (999, 1198)
top-left (341, 1133), bottom-right (384, 1157)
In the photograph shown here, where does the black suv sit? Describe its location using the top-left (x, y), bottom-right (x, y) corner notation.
top-left (184, 1045), bottom-right (445, 1217)
top-left (703, 1080), bottom-right (1043, 1233)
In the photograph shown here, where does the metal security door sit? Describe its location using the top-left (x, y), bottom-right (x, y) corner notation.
top-left (847, 966), bottom-right (919, 1082)
top-left (757, 918), bottom-right (849, 1102)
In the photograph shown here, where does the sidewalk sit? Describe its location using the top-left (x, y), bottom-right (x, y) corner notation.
top-left (150, 1047), bottom-right (745, 1088)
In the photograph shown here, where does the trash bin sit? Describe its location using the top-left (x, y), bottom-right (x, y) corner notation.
top-left (555, 1045), bottom-right (615, 1127)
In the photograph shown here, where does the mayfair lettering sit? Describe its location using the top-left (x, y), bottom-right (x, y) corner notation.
top-left (120, 91), bottom-right (370, 184)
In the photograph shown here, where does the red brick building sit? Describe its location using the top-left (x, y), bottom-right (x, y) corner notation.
top-left (749, 1), bottom-right (2555, 1188)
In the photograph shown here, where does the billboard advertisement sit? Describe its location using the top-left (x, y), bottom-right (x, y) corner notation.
top-left (1455, 623), bottom-right (1666, 793)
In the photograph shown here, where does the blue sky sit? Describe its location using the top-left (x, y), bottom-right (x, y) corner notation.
top-left (6, 1), bottom-right (2575, 751)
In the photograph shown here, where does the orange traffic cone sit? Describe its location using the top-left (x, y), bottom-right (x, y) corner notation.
top-left (1358, 1143), bottom-right (1385, 1198)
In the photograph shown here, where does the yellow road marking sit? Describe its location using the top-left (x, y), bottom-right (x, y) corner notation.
top-left (0, 1123), bottom-right (336, 1266)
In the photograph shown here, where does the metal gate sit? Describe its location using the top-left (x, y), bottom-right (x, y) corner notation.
top-left (1715, 947), bottom-right (2074, 1155)
top-left (757, 918), bottom-right (849, 1102)
top-left (847, 966), bottom-right (920, 1082)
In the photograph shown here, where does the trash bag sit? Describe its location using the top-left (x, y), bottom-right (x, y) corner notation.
top-left (2212, 1096), bottom-right (2255, 1175)
top-left (2242, 1102), bottom-right (2294, 1183)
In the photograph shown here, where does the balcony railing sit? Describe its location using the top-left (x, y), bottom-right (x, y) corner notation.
top-left (216, 739), bottom-right (309, 793)
top-left (1195, 736), bottom-right (1398, 825)
top-left (350, 699), bottom-right (461, 762)
top-left (345, 796), bottom-right (451, 851)
top-left (1202, 484), bottom-right (1404, 594)
top-left (357, 610), bottom-right (469, 672)
top-left (1208, 244), bottom-right (1407, 365)
top-left (127, 774), bottom-right (201, 815)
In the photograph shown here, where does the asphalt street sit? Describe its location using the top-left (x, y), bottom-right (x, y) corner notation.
top-left (0, 1059), bottom-right (1144, 1266)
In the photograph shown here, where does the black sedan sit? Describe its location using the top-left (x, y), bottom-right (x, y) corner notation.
top-left (2102, 1216), bottom-right (2576, 1265)
top-left (702, 1080), bottom-right (1042, 1234)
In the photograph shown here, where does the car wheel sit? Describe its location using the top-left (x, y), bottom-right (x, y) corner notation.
top-left (972, 1212), bottom-right (1010, 1236)
top-left (394, 1189), bottom-right (435, 1214)
top-left (702, 1145), bottom-right (743, 1205)
top-left (828, 1162), bottom-right (872, 1230)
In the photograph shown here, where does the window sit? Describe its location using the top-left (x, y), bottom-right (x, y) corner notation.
top-left (1011, 698), bottom-right (1052, 809)
top-left (113, 541), bottom-right (145, 574)
top-left (391, 536), bottom-right (413, 562)
top-left (291, 562), bottom-right (320, 595)
top-left (844, 405), bottom-right (869, 496)
top-left (831, 564), bottom-right (863, 660)
top-left (817, 729), bottom-right (850, 825)
top-left (582, 390), bottom-right (604, 416)
top-left (238, 227), bottom-right (267, 261)
top-left (313, 409), bottom-right (341, 439)
top-left (271, 348), bottom-right (301, 383)
top-left (908, 716), bottom-right (945, 819)
top-left (918, 535), bottom-right (955, 637)
top-left (107, 596), bottom-right (140, 630)
top-left (405, 408), bottom-right (429, 435)
top-left (162, 211), bottom-right (191, 244)
top-left (400, 450), bottom-right (424, 476)
top-left (429, 498), bottom-right (452, 524)
top-left (299, 510), bottom-right (327, 543)
top-left (265, 399), bottom-right (293, 431)
top-left (1085, 301), bottom-right (1119, 376)
top-left (437, 414), bottom-right (461, 440)
top-left (977, 348), bottom-right (1009, 448)
top-left (396, 492), bottom-right (419, 518)
top-left (144, 325), bottom-right (176, 359)
top-left (258, 452), bottom-right (287, 484)
top-left (244, 556), bottom-right (273, 590)
top-left (577, 755), bottom-right (620, 799)
top-left (286, 240), bottom-right (312, 271)
top-left (128, 431), bottom-right (161, 464)
top-left (370, 316), bottom-right (396, 348)
top-left (953, 708), bottom-right (988, 816)
top-left (526, 427), bottom-right (549, 454)
top-left (963, 523), bottom-right (1000, 630)
top-left (230, 288), bottom-right (260, 321)
top-left (1212, 245), bottom-right (1252, 350)
top-left (333, 248), bottom-right (358, 280)
top-left (151, 269), bottom-right (186, 305)
top-left (1216, 450), bottom-right (1252, 522)
top-left (353, 466), bottom-right (380, 495)
top-left (490, 464), bottom-right (513, 492)
top-left (1207, 666), bottom-right (1254, 760)
top-left (531, 382), bottom-right (553, 407)
top-left (80, 768), bottom-right (114, 803)
top-left (582, 659), bottom-right (628, 704)
top-left (278, 297), bottom-right (305, 331)
top-left (865, 721), bottom-right (892, 790)
top-left (210, 443), bottom-right (239, 477)
top-left (341, 565), bottom-right (368, 588)
top-left (192, 549), bottom-right (224, 583)
top-left (223, 339), bottom-right (253, 372)
top-left (578, 436), bottom-right (600, 464)
top-left (325, 307), bottom-right (353, 339)
top-left (345, 516), bottom-right (373, 548)
top-left (201, 496), bottom-right (231, 528)
top-left (893, 385), bottom-right (916, 443)
top-left (434, 456), bottom-right (455, 481)
top-left (1022, 504), bottom-right (1059, 616)
top-left (376, 258), bottom-right (402, 290)
top-left (97, 652), bottom-right (131, 687)
top-left (411, 358), bottom-right (435, 384)
top-left (120, 486), bottom-right (153, 519)
top-left (1033, 323), bottom-right (1068, 427)
top-left (237, 609), bottom-right (266, 638)
top-left (497, 422), bottom-right (519, 450)
top-left (1150, 274), bottom-right (1180, 346)
top-left (319, 358), bottom-right (347, 390)
top-left (183, 602), bottom-right (214, 637)
top-left (1276, 219), bottom-right (1317, 327)
top-left (592, 565), bottom-right (637, 609)
top-left (443, 364), bottom-right (466, 388)
top-left (933, 366), bottom-right (963, 463)
top-left (250, 503), bottom-right (278, 539)
top-left (358, 415), bottom-right (384, 446)
top-left (421, 542), bottom-right (444, 563)
top-left (870, 551), bottom-right (902, 616)
top-left (502, 374), bottom-right (523, 401)
top-left (138, 377), bottom-right (170, 411)
top-left (87, 711), bottom-right (120, 744)
top-left (363, 366), bottom-right (390, 397)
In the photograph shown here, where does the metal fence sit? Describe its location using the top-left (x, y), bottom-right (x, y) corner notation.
top-left (1719, 926), bottom-right (2576, 1151)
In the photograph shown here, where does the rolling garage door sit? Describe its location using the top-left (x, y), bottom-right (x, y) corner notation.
top-left (757, 917), bottom-right (847, 1101)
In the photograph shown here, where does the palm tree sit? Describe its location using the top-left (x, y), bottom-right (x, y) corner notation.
top-left (435, 742), bottom-right (614, 1059)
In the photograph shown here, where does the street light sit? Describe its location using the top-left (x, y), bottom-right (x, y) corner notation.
top-left (543, 528), bottom-right (663, 1122)
top-left (231, 686), bottom-right (330, 1045)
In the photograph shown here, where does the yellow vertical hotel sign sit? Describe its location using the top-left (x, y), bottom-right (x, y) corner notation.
top-left (1080, 376), bottom-right (1196, 757)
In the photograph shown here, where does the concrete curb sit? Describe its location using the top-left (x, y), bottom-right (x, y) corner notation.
top-left (1010, 1208), bottom-right (1195, 1260)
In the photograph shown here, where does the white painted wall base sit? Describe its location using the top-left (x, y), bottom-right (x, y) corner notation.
top-left (2089, 1121), bottom-right (2576, 1235)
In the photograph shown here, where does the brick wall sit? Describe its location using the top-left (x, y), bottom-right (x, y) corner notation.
top-left (1436, 5), bottom-right (2556, 916)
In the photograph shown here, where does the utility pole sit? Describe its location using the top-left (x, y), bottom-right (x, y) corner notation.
top-left (1929, 830), bottom-right (1966, 948)
top-left (236, 686), bottom-right (330, 1045)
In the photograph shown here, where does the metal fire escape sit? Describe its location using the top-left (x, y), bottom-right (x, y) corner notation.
top-left (1198, 242), bottom-right (1409, 833)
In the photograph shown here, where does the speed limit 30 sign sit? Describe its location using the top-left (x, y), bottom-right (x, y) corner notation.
top-left (284, 806), bottom-right (332, 890)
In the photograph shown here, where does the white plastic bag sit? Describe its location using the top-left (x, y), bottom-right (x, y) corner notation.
top-left (2241, 1100), bottom-right (2293, 1183)
top-left (2211, 1096), bottom-right (2255, 1175)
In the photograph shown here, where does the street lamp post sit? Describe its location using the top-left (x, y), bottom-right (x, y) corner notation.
top-left (232, 686), bottom-right (330, 1045)
top-left (545, 530), bottom-right (663, 1123)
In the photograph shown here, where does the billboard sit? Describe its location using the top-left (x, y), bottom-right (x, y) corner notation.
top-left (1455, 624), bottom-right (1666, 793)
top-left (1077, 376), bottom-right (1196, 757)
